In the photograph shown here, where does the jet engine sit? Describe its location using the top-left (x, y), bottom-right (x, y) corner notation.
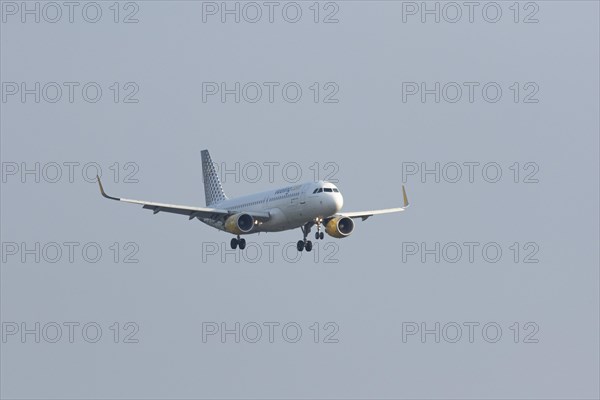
top-left (325, 216), bottom-right (354, 238)
top-left (224, 213), bottom-right (255, 234)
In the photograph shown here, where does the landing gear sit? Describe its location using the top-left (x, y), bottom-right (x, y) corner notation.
top-left (314, 218), bottom-right (325, 240)
top-left (298, 222), bottom-right (313, 252)
top-left (297, 239), bottom-right (312, 252)
top-left (230, 236), bottom-right (246, 250)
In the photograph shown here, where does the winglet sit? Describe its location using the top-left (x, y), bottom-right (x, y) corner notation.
top-left (97, 175), bottom-right (120, 201)
top-left (402, 185), bottom-right (409, 208)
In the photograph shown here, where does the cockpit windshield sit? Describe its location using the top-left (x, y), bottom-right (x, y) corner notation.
top-left (313, 186), bottom-right (338, 194)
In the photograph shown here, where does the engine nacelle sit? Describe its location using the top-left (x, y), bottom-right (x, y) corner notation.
top-left (325, 216), bottom-right (354, 238)
top-left (224, 213), bottom-right (255, 234)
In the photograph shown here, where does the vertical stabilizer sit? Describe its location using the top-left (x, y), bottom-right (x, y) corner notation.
top-left (201, 150), bottom-right (228, 206)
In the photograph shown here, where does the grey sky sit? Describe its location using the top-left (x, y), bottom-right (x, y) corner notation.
top-left (1, 1), bottom-right (599, 399)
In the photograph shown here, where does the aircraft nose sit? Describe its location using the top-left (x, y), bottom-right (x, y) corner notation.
top-left (333, 192), bottom-right (343, 213)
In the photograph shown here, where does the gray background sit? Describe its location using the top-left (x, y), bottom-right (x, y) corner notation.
top-left (1, 1), bottom-right (599, 399)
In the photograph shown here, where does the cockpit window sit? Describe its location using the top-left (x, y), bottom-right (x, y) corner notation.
top-left (324, 188), bottom-right (333, 192)
top-left (332, 188), bottom-right (339, 192)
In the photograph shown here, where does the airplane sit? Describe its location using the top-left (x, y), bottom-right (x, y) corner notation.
top-left (96, 150), bottom-right (409, 252)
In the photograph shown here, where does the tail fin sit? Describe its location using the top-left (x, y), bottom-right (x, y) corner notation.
top-left (201, 150), bottom-right (228, 206)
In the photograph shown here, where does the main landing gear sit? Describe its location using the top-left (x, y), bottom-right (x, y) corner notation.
top-left (230, 235), bottom-right (246, 250)
top-left (297, 221), bottom-right (318, 252)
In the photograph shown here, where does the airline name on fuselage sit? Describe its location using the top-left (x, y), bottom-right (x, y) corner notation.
top-left (274, 184), bottom-right (303, 195)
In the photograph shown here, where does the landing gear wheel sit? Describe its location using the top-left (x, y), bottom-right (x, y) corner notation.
top-left (239, 238), bottom-right (246, 250)
top-left (230, 238), bottom-right (238, 249)
top-left (305, 241), bottom-right (313, 252)
top-left (319, 232), bottom-right (324, 240)
top-left (298, 222), bottom-right (314, 251)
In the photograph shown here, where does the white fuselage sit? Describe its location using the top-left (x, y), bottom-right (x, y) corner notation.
top-left (199, 181), bottom-right (343, 233)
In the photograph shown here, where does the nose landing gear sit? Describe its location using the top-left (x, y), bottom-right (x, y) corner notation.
top-left (314, 218), bottom-right (325, 240)
top-left (230, 235), bottom-right (246, 250)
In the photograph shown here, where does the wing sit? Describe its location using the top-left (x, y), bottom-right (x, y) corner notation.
top-left (96, 176), bottom-right (270, 221)
top-left (334, 185), bottom-right (410, 221)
